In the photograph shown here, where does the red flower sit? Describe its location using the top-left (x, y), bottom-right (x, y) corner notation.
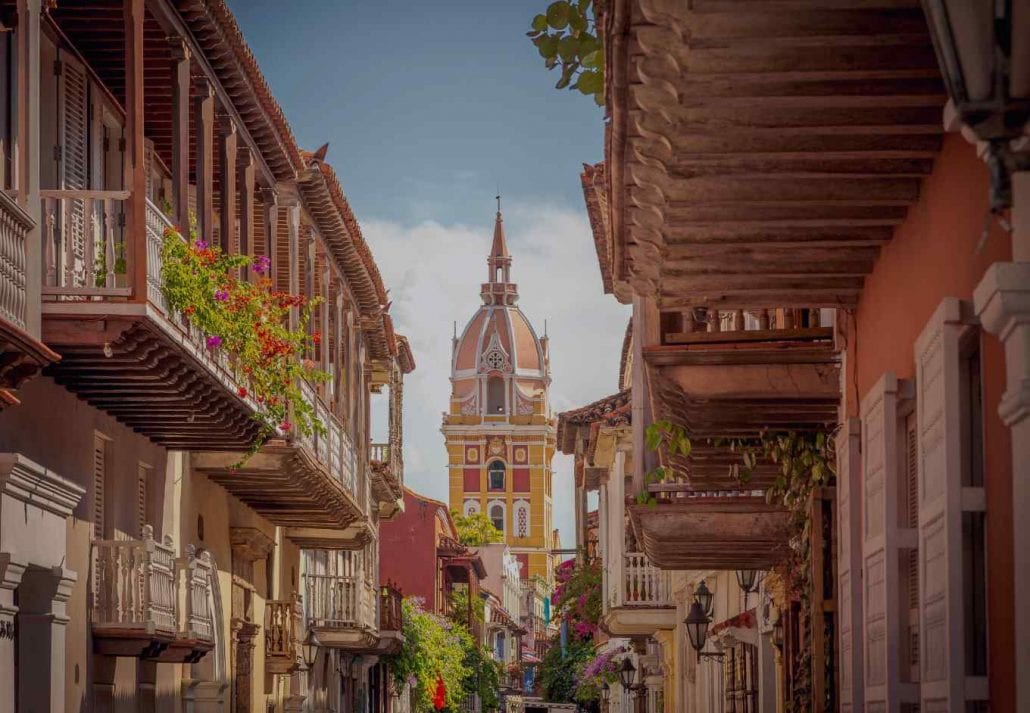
top-left (312, 331), bottom-right (322, 345)
top-left (237, 387), bottom-right (248, 399)
top-left (279, 421), bottom-right (292, 432)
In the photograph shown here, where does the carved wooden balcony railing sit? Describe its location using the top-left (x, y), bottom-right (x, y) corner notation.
top-left (621, 552), bottom-right (672, 607)
top-left (0, 192), bottom-right (33, 330)
top-left (265, 595), bottom-right (301, 674)
top-left (0, 190), bottom-right (56, 409)
top-left (303, 569), bottom-right (378, 649)
top-left (41, 194), bottom-right (263, 449)
top-left (90, 525), bottom-right (214, 662)
top-left (369, 442), bottom-right (390, 464)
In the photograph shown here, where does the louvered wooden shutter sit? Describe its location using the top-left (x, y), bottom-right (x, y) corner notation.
top-left (837, 418), bottom-right (863, 713)
top-left (914, 298), bottom-right (974, 709)
top-left (58, 51), bottom-right (89, 285)
top-left (860, 373), bottom-right (911, 709)
top-left (92, 432), bottom-right (107, 539)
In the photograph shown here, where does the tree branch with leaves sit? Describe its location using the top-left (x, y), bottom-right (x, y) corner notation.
top-left (528, 0), bottom-right (604, 106)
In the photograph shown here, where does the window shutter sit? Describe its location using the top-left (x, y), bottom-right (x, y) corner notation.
top-left (913, 298), bottom-right (974, 709)
top-left (92, 432), bottom-right (107, 539)
top-left (860, 373), bottom-right (911, 708)
top-left (836, 417), bottom-right (863, 713)
top-left (58, 51), bottom-right (90, 285)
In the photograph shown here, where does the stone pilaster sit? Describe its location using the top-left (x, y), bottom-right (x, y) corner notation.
top-left (973, 259), bottom-right (1030, 713)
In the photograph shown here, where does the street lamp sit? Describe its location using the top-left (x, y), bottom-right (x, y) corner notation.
top-left (619, 657), bottom-right (637, 690)
top-left (684, 601), bottom-right (724, 663)
top-left (922, 0), bottom-right (1030, 211)
top-left (601, 682), bottom-right (611, 704)
top-left (301, 629), bottom-right (320, 669)
top-left (772, 613), bottom-right (785, 651)
top-left (693, 580), bottom-right (714, 618)
top-left (735, 569), bottom-right (759, 594)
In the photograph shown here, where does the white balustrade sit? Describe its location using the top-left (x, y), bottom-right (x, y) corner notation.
top-left (91, 524), bottom-right (177, 633)
top-left (41, 189), bottom-right (130, 297)
top-left (369, 443), bottom-right (390, 463)
top-left (182, 545), bottom-right (215, 642)
top-left (144, 196), bottom-right (174, 312)
top-left (622, 552), bottom-right (672, 607)
top-left (0, 191), bottom-right (33, 329)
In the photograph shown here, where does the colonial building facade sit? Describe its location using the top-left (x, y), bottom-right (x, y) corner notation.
top-left (0, 2), bottom-right (413, 712)
top-left (442, 209), bottom-right (557, 586)
top-left (569, 1), bottom-right (1029, 712)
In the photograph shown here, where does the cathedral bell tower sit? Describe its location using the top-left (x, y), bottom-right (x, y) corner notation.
top-left (441, 204), bottom-right (557, 584)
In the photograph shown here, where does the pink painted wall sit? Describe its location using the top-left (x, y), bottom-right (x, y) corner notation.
top-left (844, 134), bottom-right (1013, 708)
top-left (379, 489), bottom-right (450, 611)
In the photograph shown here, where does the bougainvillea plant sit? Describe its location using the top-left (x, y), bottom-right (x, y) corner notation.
top-left (159, 226), bottom-right (327, 450)
top-left (388, 597), bottom-right (472, 712)
top-left (574, 644), bottom-right (627, 703)
top-left (552, 558), bottom-right (602, 639)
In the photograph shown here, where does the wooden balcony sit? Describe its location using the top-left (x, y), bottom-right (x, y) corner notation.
top-left (369, 441), bottom-right (404, 517)
top-left (628, 489), bottom-right (790, 570)
top-left (604, 552), bottom-right (677, 636)
top-left (265, 595), bottom-right (302, 674)
top-left (41, 194), bottom-right (262, 449)
top-left (303, 571), bottom-right (378, 649)
top-left (646, 307), bottom-right (839, 489)
top-left (192, 379), bottom-right (371, 543)
top-left (91, 525), bottom-right (215, 662)
top-left (0, 192), bottom-right (58, 408)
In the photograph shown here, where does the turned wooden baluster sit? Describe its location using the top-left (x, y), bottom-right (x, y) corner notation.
top-left (104, 200), bottom-right (116, 289)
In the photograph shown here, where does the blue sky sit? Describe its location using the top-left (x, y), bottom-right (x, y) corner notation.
top-left (229, 0), bottom-right (629, 547)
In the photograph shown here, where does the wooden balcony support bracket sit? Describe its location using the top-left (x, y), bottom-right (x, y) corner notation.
top-left (192, 444), bottom-right (365, 531)
top-left (628, 494), bottom-right (790, 570)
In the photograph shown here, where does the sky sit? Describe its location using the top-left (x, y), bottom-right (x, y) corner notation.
top-left (228, 0), bottom-right (630, 547)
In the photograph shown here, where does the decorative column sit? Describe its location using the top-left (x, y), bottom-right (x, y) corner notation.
top-left (0, 557), bottom-right (25, 713)
top-left (238, 148), bottom-right (256, 278)
top-left (217, 115), bottom-right (237, 254)
top-left (973, 169), bottom-right (1030, 712)
top-left (194, 79), bottom-right (214, 241)
top-left (167, 37), bottom-right (191, 231)
top-left (123, 0), bottom-right (146, 302)
top-left (14, 0), bottom-right (42, 335)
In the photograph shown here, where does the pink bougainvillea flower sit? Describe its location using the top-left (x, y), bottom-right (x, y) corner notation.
top-left (253, 255), bottom-right (271, 274)
top-left (194, 239), bottom-right (208, 249)
top-left (214, 288), bottom-right (229, 302)
top-left (205, 335), bottom-right (222, 349)
top-left (279, 421), bottom-right (293, 432)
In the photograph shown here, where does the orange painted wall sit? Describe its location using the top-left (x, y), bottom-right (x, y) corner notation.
top-left (843, 134), bottom-right (1013, 708)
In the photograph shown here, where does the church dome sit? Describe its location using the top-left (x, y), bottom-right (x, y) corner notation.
top-left (450, 207), bottom-right (550, 416)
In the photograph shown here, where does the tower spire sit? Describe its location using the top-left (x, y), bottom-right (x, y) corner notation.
top-left (484, 198), bottom-right (516, 305)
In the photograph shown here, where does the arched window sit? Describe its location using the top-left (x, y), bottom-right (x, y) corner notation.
top-left (463, 499), bottom-right (480, 517)
top-left (515, 500), bottom-right (529, 538)
top-left (486, 376), bottom-right (505, 414)
top-left (488, 460), bottom-right (505, 491)
top-left (489, 503), bottom-right (505, 534)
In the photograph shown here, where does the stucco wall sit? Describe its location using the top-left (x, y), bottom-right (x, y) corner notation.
top-left (843, 133), bottom-right (1014, 708)
top-left (379, 491), bottom-right (442, 609)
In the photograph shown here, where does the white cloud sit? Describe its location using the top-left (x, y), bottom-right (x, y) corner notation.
top-left (365, 201), bottom-right (630, 549)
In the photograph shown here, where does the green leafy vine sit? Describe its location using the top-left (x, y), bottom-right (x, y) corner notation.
top-left (634, 419), bottom-right (691, 506)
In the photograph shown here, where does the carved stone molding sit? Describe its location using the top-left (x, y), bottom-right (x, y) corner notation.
top-left (229, 527), bottom-right (276, 563)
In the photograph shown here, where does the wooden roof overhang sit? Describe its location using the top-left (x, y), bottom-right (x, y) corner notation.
top-left (46, 0), bottom-right (296, 189)
top-left (602, 0), bottom-right (945, 307)
top-left (628, 493), bottom-right (790, 570)
top-left (42, 311), bottom-right (263, 450)
top-left (191, 444), bottom-right (365, 531)
top-left (370, 458), bottom-right (403, 505)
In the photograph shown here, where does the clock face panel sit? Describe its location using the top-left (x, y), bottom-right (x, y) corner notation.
top-left (466, 447), bottom-right (479, 463)
top-left (514, 447), bottom-right (527, 464)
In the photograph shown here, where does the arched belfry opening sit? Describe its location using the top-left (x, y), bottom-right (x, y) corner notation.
top-left (486, 376), bottom-right (505, 414)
